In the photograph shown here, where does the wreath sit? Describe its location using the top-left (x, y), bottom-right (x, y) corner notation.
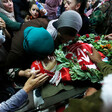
top-left (75, 34), bottom-right (112, 64)
top-left (54, 34), bottom-right (112, 83)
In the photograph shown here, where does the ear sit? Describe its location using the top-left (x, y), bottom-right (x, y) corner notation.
top-left (75, 3), bottom-right (81, 10)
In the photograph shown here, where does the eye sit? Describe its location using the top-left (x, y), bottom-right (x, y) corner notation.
top-left (64, 0), bottom-right (71, 5)
top-left (2, 0), bottom-right (7, 3)
top-left (66, 1), bottom-right (71, 5)
top-left (36, 10), bottom-right (39, 12)
top-left (32, 9), bottom-right (36, 11)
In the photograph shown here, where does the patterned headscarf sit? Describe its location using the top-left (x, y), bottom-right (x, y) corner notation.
top-left (45, 0), bottom-right (61, 20)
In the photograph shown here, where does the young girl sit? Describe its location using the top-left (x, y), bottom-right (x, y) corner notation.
top-left (25, 1), bottom-right (40, 22)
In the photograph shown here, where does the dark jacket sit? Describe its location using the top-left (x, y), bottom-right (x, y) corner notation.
top-left (79, 14), bottom-right (89, 35)
top-left (6, 18), bottom-right (48, 68)
top-left (13, 0), bottom-right (29, 23)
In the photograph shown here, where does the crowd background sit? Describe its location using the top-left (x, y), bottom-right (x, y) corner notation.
top-left (0, 0), bottom-right (112, 111)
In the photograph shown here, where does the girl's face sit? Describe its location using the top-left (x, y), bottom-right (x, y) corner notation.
top-left (2, 0), bottom-right (13, 12)
top-left (64, 0), bottom-right (77, 11)
top-left (29, 4), bottom-right (39, 19)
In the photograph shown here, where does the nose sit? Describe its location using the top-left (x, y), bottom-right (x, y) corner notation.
top-left (34, 10), bottom-right (37, 13)
top-left (64, 3), bottom-right (68, 9)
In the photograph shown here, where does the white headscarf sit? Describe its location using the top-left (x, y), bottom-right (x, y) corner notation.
top-left (0, 0), bottom-right (16, 21)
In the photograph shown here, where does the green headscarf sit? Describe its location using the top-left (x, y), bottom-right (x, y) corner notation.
top-left (23, 26), bottom-right (54, 57)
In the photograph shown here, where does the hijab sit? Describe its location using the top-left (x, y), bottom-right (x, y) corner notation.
top-left (0, 0), bottom-right (16, 21)
top-left (45, 0), bottom-right (61, 20)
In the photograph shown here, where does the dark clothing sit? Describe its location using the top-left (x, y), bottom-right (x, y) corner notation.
top-left (13, 0), bottom-right (29, 23)
top-left (0, 13), bottom-right (21, 35)
top-left (79, 14), bottom-right (89, 35)
top-left (40, 0), bottom-right (46, 3)
top-left (6, 18), bottom-right (48, 68)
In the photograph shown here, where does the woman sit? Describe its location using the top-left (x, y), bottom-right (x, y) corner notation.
top-left (0, 0), bottom-right (22, 36)
top-left (64, 0), bottom-right (89, 35)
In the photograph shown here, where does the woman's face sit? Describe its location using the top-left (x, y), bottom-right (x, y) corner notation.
top-left (64, 0), bottom-right (77, 11)
top-left (2, 0), bottom-right (13, 12)
top-left (29, 4), bottom-right (39, 19)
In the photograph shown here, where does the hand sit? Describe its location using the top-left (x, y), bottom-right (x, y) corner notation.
top-left (19, 69), bottom-right (39, 78)
top-left (0, 17), bottom-right (6, 29)
top-left (86, 47), bottom-right (102, 64)
top-left (104, 33), bottom-right (112, 40)
top-left (83, 87), bottom-right (97, 98)
top-left (40, 9), bottom-right (47, 16)
top-left (23, 72), bottom-right (49, 93)
top-left (25, 15), bottom-right (30, 22)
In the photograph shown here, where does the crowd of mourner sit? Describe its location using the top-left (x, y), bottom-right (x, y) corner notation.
top-left (0, 0), bottom-right (112, 111)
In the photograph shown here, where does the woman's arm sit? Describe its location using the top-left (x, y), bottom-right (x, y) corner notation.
top-left (0, 13), bottom-right (22, 31)
top-left (0, 72), bottom-right (48, 112)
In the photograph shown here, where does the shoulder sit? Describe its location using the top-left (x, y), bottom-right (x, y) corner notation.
top-left (24, 18), bottom-right (49, 29)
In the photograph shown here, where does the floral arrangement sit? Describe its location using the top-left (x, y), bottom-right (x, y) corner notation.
top-left (54, 34), bottom-right (112, 83)
top-left (75, 34), bottom-right (112, 64)
top-left (55, 43), bottom-right (102, 83)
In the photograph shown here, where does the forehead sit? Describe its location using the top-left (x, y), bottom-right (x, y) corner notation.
top-left (65, 0), bottom-right (76, 3)
top-left (2, 0), bottom-right (12, 2)
top-left (31, 4), bottom-right (38, 8)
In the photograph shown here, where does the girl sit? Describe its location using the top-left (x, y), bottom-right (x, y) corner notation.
top-left (25, 1), bottom-right (40, 22)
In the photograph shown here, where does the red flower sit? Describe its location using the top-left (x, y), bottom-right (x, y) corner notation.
top-left (95, 36), bottom-right (100, 40)
top-left (81, 65), bottom-right (87, 71)
top-left (77, 34), bottom-right (81, 37)
top-left (86, 34), bottom-right (89, 38)
top-left (94, 40), bottom-right (98, 42)
top-left (66, 53), bottom-right (73, 60)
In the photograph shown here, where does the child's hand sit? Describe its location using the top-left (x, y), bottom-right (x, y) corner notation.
top-left (40, 9), bottom-right (47, 16)
top-left (25, 15), bottom-right (31, 22)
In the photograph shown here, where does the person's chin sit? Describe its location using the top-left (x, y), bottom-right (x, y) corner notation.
top-left (8, 9), bottom-right (13, 13)
top-left (65, 8), bottom-right (69, 11)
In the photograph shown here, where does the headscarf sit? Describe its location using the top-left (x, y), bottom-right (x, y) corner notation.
top-left (45, 0), bottom-right (61, 20)
top-left (0, 0), bottom-right (16, 21)
top-left (23, 27), bottom-right (54, 57)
